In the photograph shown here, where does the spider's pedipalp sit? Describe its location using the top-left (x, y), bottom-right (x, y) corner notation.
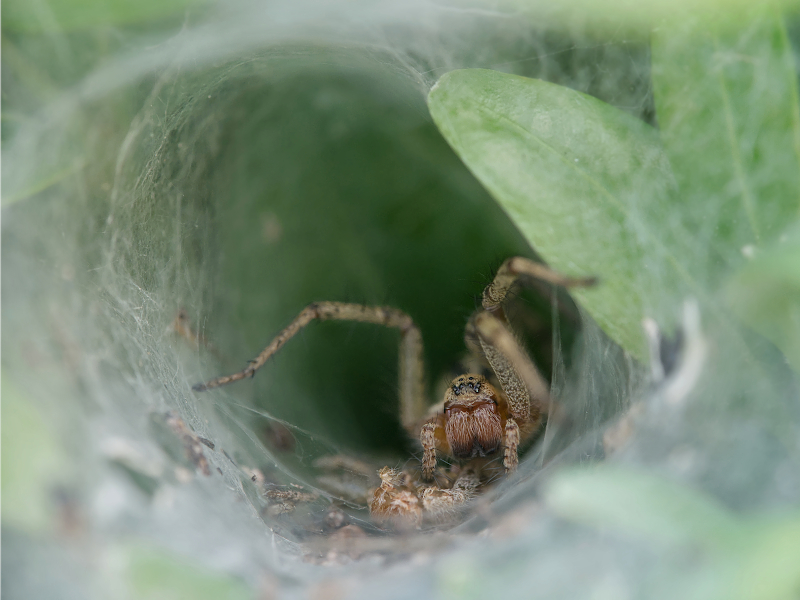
top-left (420, 422), bottom-right (437, 481)
top-left (503, 418), bottom-right (520, 473)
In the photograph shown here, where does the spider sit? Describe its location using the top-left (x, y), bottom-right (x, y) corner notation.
top-left (192, 256), bottom-right (594, 526)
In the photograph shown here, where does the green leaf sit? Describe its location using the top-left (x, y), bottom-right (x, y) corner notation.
top-left (543, 465), bottom-right (741, 549)
top-left (652, 7), bottom-right (800, 280)
top-left (725, 228), bottom-right (800, 372)
top-left (428, 68), bottom-right (695, 360)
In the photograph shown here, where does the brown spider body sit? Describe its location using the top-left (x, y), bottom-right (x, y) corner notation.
top-left (425, 375), bottom-right (515, 460)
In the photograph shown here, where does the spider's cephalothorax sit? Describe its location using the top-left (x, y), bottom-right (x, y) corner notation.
top-left (192, 256), bottom-right (595, 526)
top-left (445, 375), bottom-right (503, 458)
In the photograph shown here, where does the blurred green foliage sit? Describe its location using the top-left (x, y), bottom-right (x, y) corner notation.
top-left (545, 466), bottom-right (800, 600)
top-left (652, 8), bottom-right (800, 279)
top-left (3, 0), bottom-right (209, 32)
top-left (126, 544), bottom-right (252, 600)
top-left (726, 227), bottom-right (800, 372)
top-left (1, 376), bottom-right (68, 532)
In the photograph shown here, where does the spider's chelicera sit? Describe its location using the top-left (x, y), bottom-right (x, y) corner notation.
top-left (193, 257), bottom-right (594, 528)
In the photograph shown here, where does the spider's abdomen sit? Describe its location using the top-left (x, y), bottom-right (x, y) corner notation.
top-left (445, 399), bottom-right (503, 458)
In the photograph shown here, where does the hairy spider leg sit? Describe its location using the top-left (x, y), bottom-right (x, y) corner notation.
top-left (478, 256), bottom-right (597, 416)
top-left (470, 257), bottom-right (596, 473)
top-left (471, 311), bottom-right (546, 423)
top-left (192, 301), bottom-right (428, 431)
top-left (482, 256), bottom-right (598, 312)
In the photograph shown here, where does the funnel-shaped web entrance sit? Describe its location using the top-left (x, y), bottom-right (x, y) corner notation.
top-left (4, 2), bottom-right (800, 598)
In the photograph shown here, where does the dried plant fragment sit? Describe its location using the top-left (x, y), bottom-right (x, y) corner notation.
top-left (264, 485), bottom-right (318, 515)
top-left (165, 412), bottom-right (212, 476)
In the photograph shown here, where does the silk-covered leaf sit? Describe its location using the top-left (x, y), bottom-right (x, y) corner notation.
top-left (428, 69), bottom-right (698, 359)
top-left (652, 8), bottom-right (800, 284)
